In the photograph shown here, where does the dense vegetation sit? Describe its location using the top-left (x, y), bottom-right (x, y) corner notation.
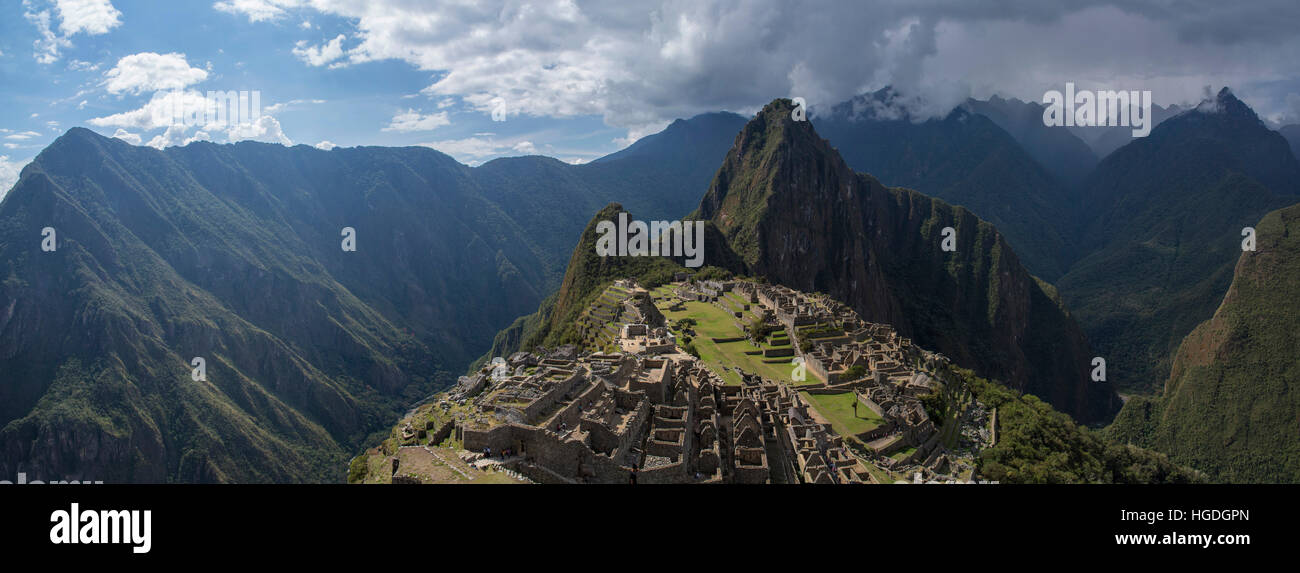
top-left (963, 369), bottom-right (1203, 483)
top-left (0, 113), bottom-right (744, 482)
top-left (1106, 203), bottom-right (1300, 482)
top-left (1057, 89), bottom-right (1300, 393)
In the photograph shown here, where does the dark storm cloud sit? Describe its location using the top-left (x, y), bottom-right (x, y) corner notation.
top-left (217, 0), bottom-right (1300, 131)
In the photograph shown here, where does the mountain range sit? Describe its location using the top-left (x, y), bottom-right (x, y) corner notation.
top-left (2, 85), bottom-right (1298, 482)
top-left (0, 115), bottom-right (739, 482)
top-left (1058, 88), bottom-right (1300, 393)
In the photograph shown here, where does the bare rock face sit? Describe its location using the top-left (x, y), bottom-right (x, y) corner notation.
top-left (696, 99), bottom-right (1119, 424)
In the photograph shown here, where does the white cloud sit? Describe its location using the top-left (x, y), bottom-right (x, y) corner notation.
top-left (139, 112), bottom-right (292, 150)
top-left (419, 135), bottom-right (543, 165)
top-left (90, 89), bottom-right (294, 148)
top-left (110, 128), bottom-right (141, 145)
top-left (292, 34), bottom-right (347, 67)
top-left (213, 0), bottom-right (299, 22)
top-left (67, 59), bottom-right (99, 71)
top-left (210, 0), bottom-right (1300, 135)
top-left (54, 0), bottom-right (122, 36)
top-left (418, 138), bottom-right (496, 165)
top-left (0, 156), bottom-right (28, 201)
top-left (103, 52), bottom-right (210, 95)
top-left (89, 90), bottom-right (210, 130)
top-left (264, 98), bottom-right (326, 114)
top-left (5, 131), bottom-right (44, 141)
top-left (145, 124), bottom-right (204, 149)
top-left (24, 7), bottom-right (69, 64)
top-left (224, 114), bottom-right (292, 146)
top-left (23, 0), bottom-right (121, 64)
top-left (314, 140), bottom-right (337, 150)
top-left (382, 109), bottom-right (450, 132)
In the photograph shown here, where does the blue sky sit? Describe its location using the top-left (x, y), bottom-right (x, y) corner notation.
top-left (0, 0), bottom-right (630, 173)
top-left (3, 0), bottom-right (1300, 195)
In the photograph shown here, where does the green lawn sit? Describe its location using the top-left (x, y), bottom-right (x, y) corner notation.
top-left (662, 300), bottom-right (817, 386)
top-left (799, 391), bottom-right (884, 437)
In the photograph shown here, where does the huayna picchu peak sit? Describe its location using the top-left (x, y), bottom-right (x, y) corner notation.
top-left (695, 99), bottom-right (1119, 424)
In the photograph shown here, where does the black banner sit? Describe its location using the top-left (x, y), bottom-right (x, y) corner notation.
top-left (0, 484), bottom-right (1285, 563)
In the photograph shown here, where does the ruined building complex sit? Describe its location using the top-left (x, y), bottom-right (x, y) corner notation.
top-left (385, 278), bottom-right (991, 484)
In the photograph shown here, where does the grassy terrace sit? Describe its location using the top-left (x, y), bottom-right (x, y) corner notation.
top-left (798, 391), bottom-right (884, 437)
top-left (360, 446), bottom-right (523, 485)
top-left (889, 446), bottom-right (918, 462)
top-left (661, 299), bottom-right (817, 386)
top-left (763, 330), bottom-right (791, 350)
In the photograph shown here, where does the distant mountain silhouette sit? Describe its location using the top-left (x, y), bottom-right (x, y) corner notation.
top-left (813, 88), bottom-right (1081, 280)
top-left (963, 94), bottom-right (1099, 187)
top-left (1281, 124), bottom-right (1300, 161)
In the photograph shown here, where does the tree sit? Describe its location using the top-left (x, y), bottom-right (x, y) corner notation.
top-left (747, 316), bottom-right (773, 341)
top-left (684, 342), bottom-right (700, 358)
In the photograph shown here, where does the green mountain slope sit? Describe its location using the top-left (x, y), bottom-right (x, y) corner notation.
top-left (1107, 202), bottom-right (1300, 482)
top-left (1058, 88), bottom-right (1300, 393)
top-left (0, 109), bottom-right (744, 482)
top-left (484, 203), bottom-right (692, 359)
top-left (0, 128), bottom-right (549, 482)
